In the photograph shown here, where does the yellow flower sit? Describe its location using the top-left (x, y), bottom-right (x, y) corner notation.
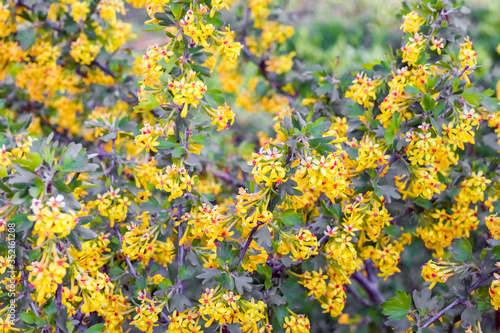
top-left (400, 11), bottom-right (425, 33)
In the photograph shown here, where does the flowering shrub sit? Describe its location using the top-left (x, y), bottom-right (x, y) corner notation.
top-left (0, 0), bottom-right (500, 332)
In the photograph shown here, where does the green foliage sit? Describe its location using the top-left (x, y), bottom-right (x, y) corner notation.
top-left (381, 291), bottom-right (412, 320)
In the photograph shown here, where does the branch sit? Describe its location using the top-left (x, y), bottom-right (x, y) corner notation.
top-left (176, 206), bottom-right (185, 292)
top-left (55, 284), bottom-right (62, 311)
top-left (235, 221), bottom-right (264, 267)
top-left (115, 226), bottom-right (137, 278)
top-left (161, 311), bottom-right (171, 324)
top-left (421, 267), bottom-right (500, 328)
top-left (91, 60), bottom-right (116, 79)
top-left (390, 208), bottom-right (413, 225)
top-left (345, 283), bottom-right (371, 307)
top-left (207, 165), bottom-right (245, 187)
top-left (312, 233), bottom-right (330, 253)
top-left (435, 65), bottom-right (473, 103)
top-left (376, 152), bottom-right (400, 179)
top-left (421, 299), bottom-right (462, 329)
top-left (352, 261), bottom-right (385, 304)
top-left (21, 268), bottom-right (40, 317)
top-left (364, 259), bottom-right (379, 284)
top-left (72, 306), bottom-right (84, 331)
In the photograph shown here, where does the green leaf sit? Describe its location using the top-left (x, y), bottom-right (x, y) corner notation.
top-left (461, 307), bottom-right (481, 328)
top-left (17, 29), bottom-right (36, 50)
top-left (307, 117), bottom-right (330, 137)
top-left (45, 299), bottom-right (57, 315)
top-left (204, 12), bottom-right (223, 28)
top-left (109, 265), bottom-right (124, 279)
top-left (384, 111), bottom-right (402, 144)
top-left (429, 117), bottom-right (443, 137)
top-left (156, 140), bottom-right (175, 150)
top-left (274, 306), bottom-right (289, 327)
top-left (361, 62), bottom-right (375, 70)
top-left (55, 305), bottom-right (68, 332)
top-left (62, 150), bottom-right (91, 172)
top-left (492, 245), bottom-right (500, 260)
top-left (234, 275), bottom-right (253, 294)
top-left (67, 231), bottom-right (82, 251)
top-left (20, 311), bottom-right (36, 324)
top-left (29, 186), bottom-right (42, 198)
top-left (431, 100), bottom-right (446, 116)
top-left (154, 12), bottom-right (174, 26)
top-left (74, 225), bottom-right (98, 240)
top-left (373, 183), bottom-right (382, 198)
top-left (191, 64), bottom-right (211, 77)
top-left (133, 94), bottom-right (159, 113)
top-left (412, 288), bottom-right (440, 317)
top-left (172, 145), bottom-right (185, 158)
top-left (196, 268), bottom-right (223, 285)
top-left (403, 85), bottom-right (420, 95)
top-left (461, 88), bottom-right (482, 106)
top-left (0, 166), bottom-right (7, 178)
top-left (257, 264), bottom-right (272, 289)
top-left (421, 94), bottom-right (434, 112)
top-left (11, 157), bottom-right (40, 172)
top-left (385, 318), bottom-right (412, 333)
top-left (84, 324), bottom-right (106, 333)
top-left (159, 278), bottom-right (173, 289)
top-left (379, 184), bottom-right (400, 203)
top-left (10, 214), bottom-right (31, 232)
top-left (316, 83), bottom-right (333, 95)
top-left (279, 209), bottom-right (303, 227)
top-left (436, 60), bottom-right (452, 70)
top-left (29, 250), bottom-right (43, 262)
top-left (170, 292), bottom-right (192, 312)
top-left (204, 89), bottom-right (225, 107)
top-left (142, 23), bottom-right (165, 31)
top-left (226, 323), bottom-right (243, 333)
top-left (253, 226), bottom-right (272, 248)
top-left (381, 290), bottom-right (412, 320)
top-left (482, 88), bottom-right (495, 97)
top-left (178, 265), bottom-right (196, 281)
top-left (414, 197), bottom-right (433, 210)
top-left (451, 238), bottom-right (472, 261)
top-left (171, 3), bottom-right (184, 20)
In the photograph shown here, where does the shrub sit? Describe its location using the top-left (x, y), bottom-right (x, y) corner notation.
top-left (1, 0), bottom-right (500, 332)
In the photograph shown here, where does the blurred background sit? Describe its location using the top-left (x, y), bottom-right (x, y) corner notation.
top-left (125, 0), bottom-right (500, 78)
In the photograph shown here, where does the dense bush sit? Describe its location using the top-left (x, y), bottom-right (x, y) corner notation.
top-left (1, 0), bottom-right (500, 332)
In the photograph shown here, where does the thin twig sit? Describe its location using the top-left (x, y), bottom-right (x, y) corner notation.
top-left (21, 268), bottom-right (40, 317)
top-left (176, 206), bottom-right (185, 293)
top-left (420, 267), bottom-right (500, 328)
top-left (161, 311), bottom-right (171, 324)
top-left (390, 208), bottom-right (413, 225)
top-left (376, 152), bottom-right (400, 179)
top-left (312, 233), bottom-right (330, 253)
top-left (92, 60), bottom-right (116, 79)
top-left (115, 226), bottom-right (137, 278)
top-left (235, 221), bottom-right (264, 267)
top-left (55, 284), bottom-right (62, 310)
top-left (421, 299), bottom-right (462, 328)
top-left (207, 165), bottom-right (245, 187)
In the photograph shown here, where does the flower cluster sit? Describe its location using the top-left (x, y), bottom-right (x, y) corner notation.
top-left (153, 163), bottom-right (196, 200)
top-left (168, 71), bottom-right (207, 118)
top-left (28, 196), bottom-right (79, 246)
top-left (27, 249), bottom-right (68, 304)
top-left (93, 187), bottom-right (131, 227)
